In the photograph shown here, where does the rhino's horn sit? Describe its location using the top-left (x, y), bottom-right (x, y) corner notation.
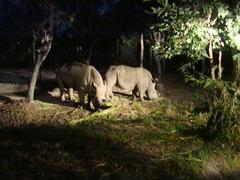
top-left (152, 78), bottom-right (159, 83)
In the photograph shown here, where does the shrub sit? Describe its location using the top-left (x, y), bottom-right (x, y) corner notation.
top-left (186, 74), bottom-right (240, 145)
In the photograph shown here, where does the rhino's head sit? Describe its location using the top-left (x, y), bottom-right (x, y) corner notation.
top-left (147, 78), bottom-right (158, 100)
top-left (94, 82), bottom-right (106, 105)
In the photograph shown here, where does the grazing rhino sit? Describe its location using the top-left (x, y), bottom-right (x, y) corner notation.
top-left (57, 62), bottom-right (106, 111)
top-left (105, 65), bottom-right (158, 101)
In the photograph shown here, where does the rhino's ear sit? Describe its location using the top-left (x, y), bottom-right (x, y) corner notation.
top-left (152, 78), bottom-right (158, 83)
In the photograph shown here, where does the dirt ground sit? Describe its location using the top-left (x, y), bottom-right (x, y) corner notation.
top-left (0, 68), bottom-right (196, 127)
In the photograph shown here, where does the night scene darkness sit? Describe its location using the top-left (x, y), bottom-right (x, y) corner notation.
top-left (0, 0), bottom-right (240, 179)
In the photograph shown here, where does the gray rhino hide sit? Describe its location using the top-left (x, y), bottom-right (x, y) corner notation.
top-left (57, 62), bottom-right (106, 110)
top-left (105, 65), bottom-right (158, 101)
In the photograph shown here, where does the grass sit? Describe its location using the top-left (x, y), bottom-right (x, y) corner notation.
top-left (0, 95), bottom-right (240, 179)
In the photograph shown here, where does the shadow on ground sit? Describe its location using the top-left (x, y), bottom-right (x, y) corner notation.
top-left (36, 89), bottom-right (111, 111)
top-left (36, 93), bottom-right (78, 108)
top-left (0, 125), bottom-right (201, 180)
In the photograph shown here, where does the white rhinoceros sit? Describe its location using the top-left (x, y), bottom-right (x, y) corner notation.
top-left (57, 62), bottom-right (106, 111)
top-left (105, 65), bottom-right (158, 101)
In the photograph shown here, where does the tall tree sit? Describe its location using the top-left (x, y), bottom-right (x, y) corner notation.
top-left (27, 22), bottom-right (53, 102)
top-left (26, 0), bottom-right (54, 102)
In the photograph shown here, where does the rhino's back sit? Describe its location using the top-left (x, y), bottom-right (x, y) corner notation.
top-left (112, 65), bottom-right (136, 90)
top-left (115, 65), bottom-right (152, 89)
top-left (58, 62), bottom-right (91, 89)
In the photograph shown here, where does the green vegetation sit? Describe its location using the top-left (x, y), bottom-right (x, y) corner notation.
top-left (187, 76), bottom-right (240, 145)
top-left (150, 0), bottom-right (240, 78)
top-left (1, 96), bottom-right (240, 179)
top-left (149, 0), bottom-right (240, 146)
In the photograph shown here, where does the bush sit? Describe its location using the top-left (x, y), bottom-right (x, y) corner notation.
top-left (205, 81), bottom-right (240, 135)
top-left (186, 74), bottom-right (240, 145)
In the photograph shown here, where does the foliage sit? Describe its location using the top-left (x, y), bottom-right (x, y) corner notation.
top-left (150, 2), bottom-right (208, 60)
top-left (205, 80), bottom-right (240, 143)
top-left (150, 1), bottom-right (240, 145)
top-left (150, 0), bottom-right (240, 78)
top-left (186, 74), bottom-right (240, 145)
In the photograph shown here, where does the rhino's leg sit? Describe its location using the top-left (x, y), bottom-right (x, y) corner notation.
top-left (109, 91), bottom-right (113, 98)
top-left (105, 85), bottom-right (113, 100)
top-left (77, 90), bottom-right (85, 106)
top-left (87, 96), bottom-right (100, 111)
top-left (60, 91), bottom-right (65, 101)
top-left (138, 87), bottom-right (146, 101)
top-left (87, 95), bottom-right (93, 110)
top-left (106, 77), bottom-right (117, 101)
top-left (68, 88), bottom-right (73, 101)
top-left (132, 87), bottom-right (138, 101)
top-left (91, 97), bottom-right (100, 111)
top-left (58, 78), bottom-right (65, 101)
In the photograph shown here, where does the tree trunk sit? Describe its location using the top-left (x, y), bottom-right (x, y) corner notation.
top-left (27, 60), bottom-right (43, 103)
top-left (152, 31), bottom-right (166, 78)
top-left (27, 26), bottom-right (53, 103)
top-left (153, 51), bottom-right (162, 78)
top-left (209, 39), bottom-right (215, 80)
top-left (217, 49), bottom-right (222, 80)
top-left (140, 33), bottom-right (144, 67)
top-left (32, 29), bottom-right (36, 66)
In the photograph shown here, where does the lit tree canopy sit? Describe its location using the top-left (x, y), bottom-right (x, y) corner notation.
top-left (149, 0), bottom-right (240, 79)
